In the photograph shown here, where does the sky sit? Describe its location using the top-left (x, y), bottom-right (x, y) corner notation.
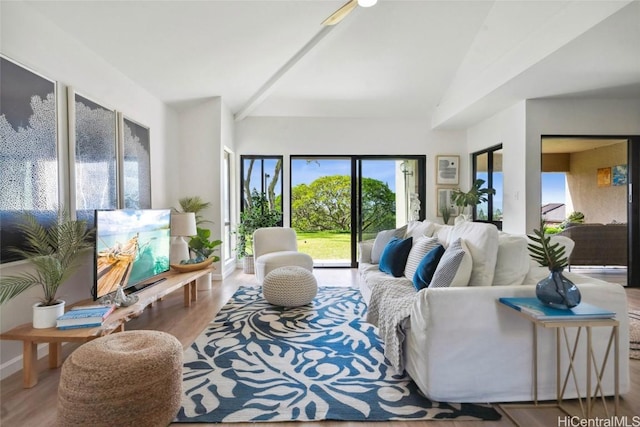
top-left (291, 159), bottom-right (397, 192)
top-left (253, 158), bottom-right (567, 206)
top-left (541, 173), bottom-right (566, 204)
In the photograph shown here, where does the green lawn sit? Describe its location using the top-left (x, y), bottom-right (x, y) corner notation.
top-left (296, 231), bottom-right (351, 260)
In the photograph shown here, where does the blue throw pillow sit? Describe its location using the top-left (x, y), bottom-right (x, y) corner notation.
top-left (413, 244), bottom-right (445, 290)
top-left (379, 237), bottom-right (413, 277)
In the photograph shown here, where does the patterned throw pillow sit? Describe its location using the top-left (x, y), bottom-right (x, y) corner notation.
top-left (413, 244), bottom-right (445, 290)
top-left (404, 236), bottom-right (440, 280)
top-left (379, 237), bottom-right (413, 277)
top-left (371, 225), bottom-right (408, 264)
top-left (428, 238), bottom-right (472, 288)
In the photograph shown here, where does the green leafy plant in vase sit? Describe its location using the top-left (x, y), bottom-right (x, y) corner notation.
top-left (528, 218), bottom-right (580, 309)
top-left (235, 190), bottom-right (282, 273)
top-left (451, 179), bottom-right (495, 221)
top-left (175, 196), bottom-right (222, 267)
top-left (0, 210), bottom-right (94, 328)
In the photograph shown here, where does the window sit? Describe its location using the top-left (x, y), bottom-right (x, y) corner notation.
top-left (223, 150), bottom-right (233, 263)
top-left (472, 145), bottom-right (503, 227)
top-left (240, 155), bottom-right (283, 216)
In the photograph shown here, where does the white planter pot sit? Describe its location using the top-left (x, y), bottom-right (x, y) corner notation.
top-left (33, 300), bottom-right (65, 329)
top-left (196, 272), bottom-right (212, 290)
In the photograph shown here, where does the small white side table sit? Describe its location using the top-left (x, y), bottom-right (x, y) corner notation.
top-left (498, 302), bottom-right (619, 425)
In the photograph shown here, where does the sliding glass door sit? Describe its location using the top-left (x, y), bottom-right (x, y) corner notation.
top-left (291, 155), bottom-right (425, 267)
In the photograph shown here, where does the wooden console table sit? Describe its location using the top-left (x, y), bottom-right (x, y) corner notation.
top-left (0, 267), bottom-right (213, 388)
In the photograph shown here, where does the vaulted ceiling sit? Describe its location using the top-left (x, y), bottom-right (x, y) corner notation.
top-left (24, 0), bottom-right (640, 128)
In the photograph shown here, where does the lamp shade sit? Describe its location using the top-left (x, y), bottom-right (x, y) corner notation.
top-left (170, 212), bottom-right (197, 237)
top-left (358, 0), bottom-right (377, 7)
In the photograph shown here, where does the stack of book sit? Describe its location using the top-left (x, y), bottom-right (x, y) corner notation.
top-left (56, 304), bottom-right (116, 330)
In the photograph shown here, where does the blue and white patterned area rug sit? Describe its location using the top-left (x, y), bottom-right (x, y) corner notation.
top-left (175, 287), bottom-right (501, 423)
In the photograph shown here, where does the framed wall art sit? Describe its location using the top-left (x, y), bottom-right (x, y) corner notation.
top-left (119, 114), bottom-right (151, 209)
top-left (436, 155), bottom-right (459, 185)
top-left (597, 167), bottom-right (611, 188)
top-left (0, 55), bottom-right (59, 263)
top-left (437, 188), bottom-right (459, 217)
top-left (68, 87), bottom-right (118, 224)
top-left (612, 164), bottom-right (627, 186)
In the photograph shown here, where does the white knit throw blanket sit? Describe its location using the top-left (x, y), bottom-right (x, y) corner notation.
top-left (365, 280), bottom-right (417, 372)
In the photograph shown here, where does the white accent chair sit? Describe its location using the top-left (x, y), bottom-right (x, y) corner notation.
top-left (253, 227), bottom-right (313, 283)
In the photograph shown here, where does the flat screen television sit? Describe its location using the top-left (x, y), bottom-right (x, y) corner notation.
top-left (94, 209), bottom-right (171, 300)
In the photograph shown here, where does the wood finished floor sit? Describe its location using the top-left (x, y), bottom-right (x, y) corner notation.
top-left (1, 268), bottom-right (638, 427)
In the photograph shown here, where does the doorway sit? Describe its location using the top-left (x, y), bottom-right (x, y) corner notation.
top-left (541, 136), bottom-right (639, 288)
top-left (290, 155), bottom-right (426, 267)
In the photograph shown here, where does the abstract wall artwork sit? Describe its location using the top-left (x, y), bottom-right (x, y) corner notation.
top-left (121, 115), bottom-right (151, 209)
top-left (597, 167), bottom-right (612, 187)
top-left (437, 188), bottom-right (458, 217)
top-left (70, 88), bottom-right (117, 223)
top-left (612, 164), bottom-right (628, 186)
top-left (436, 155), bottom-right (459, 185)
top-left (0, 56), bottom-right (58, 263)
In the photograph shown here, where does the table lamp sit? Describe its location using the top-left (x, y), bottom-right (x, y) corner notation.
top-left (170, 212), bottom-right (197, 264)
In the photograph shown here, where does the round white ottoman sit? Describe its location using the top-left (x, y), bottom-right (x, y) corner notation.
top-left (57, 330), bottom-right (183, 427)
top-left (263, 266), bottom-right (318, 307)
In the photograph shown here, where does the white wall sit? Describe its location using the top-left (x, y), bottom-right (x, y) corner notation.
top-left (467, 102), bottom-right (527, 233)
top-left (235, 117), bottom-right (468, 222)
top-left (468, 98), bottom-right (640, 235)
top-left (175, 98), bottom-right (234, 278)
top-left (526, 98), bottom-right (640, 231)
top-left (0, 2), bottom-right (178, 379)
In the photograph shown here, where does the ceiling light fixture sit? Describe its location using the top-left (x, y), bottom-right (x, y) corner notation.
top-left (358, 0), bottom-right (377, 7)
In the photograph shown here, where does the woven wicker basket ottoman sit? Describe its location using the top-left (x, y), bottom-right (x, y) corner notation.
top-left (263, 266), bottom-right (318, 307)
top-left (57, 330), bottom-right (183, 427)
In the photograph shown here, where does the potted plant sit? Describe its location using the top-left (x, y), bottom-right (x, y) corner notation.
top-left (0, 210), bottom-right (94, 328)
top-left (175, 196), bottom-right (221, 288)
top-left (528, 218), bottom-right (580, 309)
top-left (451, 179), bottom-right (496, 222)
top-left (236, 190), bottom-right (282, 273)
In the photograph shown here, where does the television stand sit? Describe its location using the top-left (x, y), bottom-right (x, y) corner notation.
top-left (0, 267), bottom-right (213, 388)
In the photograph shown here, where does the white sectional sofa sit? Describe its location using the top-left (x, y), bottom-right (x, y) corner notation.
top-left (359, 220), bottom-right (630, 403)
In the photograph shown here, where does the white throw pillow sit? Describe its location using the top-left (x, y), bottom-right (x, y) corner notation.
top-left (493, 234), bottom-right (530, 286)
top-left (432, 223), bottom-right (453, 247)
top-left (429, 238), bottom-right (472, 287)
top-left (448, 221), bottom-right (499, 287)
top-left (405, 221), bottom-right (437, 240)
top-left (404, 236), bottom-right (440, 280)
top-left (371, 225), bottom-right (407, 264)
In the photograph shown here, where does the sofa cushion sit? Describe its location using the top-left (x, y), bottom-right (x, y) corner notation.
top-left (413, 244), bottom-right (446, 290)
top-left (493, 234), bottom-right (530, 286)
top-left (432, 223), bottom-right (453, 247)
top-left (371, 225), bottom-right (408, 264)
top-left (404, 236), bottom-right (440, 280)
top-left (405, 221), bottom-right (436, 240)
top-left (429, 238), bottom-right (472, 288)
top-left (449, 221), bottom-right (498, 287)
top-left (379, 237), bottom-right (413, 277)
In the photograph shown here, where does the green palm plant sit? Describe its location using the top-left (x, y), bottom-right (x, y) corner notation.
top-left (176, 196), bottom-right (211, 226)
top-left (527, 218), bottom-right (568, 270)
top-left (0, 210), bottom-right (94, 306)
top-left (451, 179), bottom-right (496, 213)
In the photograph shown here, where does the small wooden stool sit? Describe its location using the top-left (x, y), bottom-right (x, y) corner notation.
top-left (57, 330), bottom-right (183, 426)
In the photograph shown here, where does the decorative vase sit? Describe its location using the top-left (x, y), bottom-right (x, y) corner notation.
top-left (536, 269), bottom-right (581, 309)
top-left (33, 300), bottom-right (65, 329)
top-left (196, 272), bottom-right (212, 290)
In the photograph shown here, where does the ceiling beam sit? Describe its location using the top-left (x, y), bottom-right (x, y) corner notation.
top-left (234, 25), bottom-right (335, 121)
